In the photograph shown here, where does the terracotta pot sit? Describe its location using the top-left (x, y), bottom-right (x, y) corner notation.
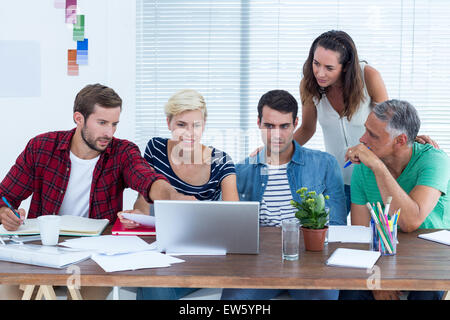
top-left (301, 226), bottom-right (328, 251)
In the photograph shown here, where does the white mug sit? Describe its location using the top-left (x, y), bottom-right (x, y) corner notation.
top-left (37, 215), bottom-right (61, 246)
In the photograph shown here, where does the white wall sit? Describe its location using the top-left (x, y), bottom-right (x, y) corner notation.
top-left (0, 0), bottom-right (138, 210)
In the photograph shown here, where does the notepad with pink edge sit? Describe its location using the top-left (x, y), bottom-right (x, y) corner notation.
top-left (326, 248), bottom-right (381, 269)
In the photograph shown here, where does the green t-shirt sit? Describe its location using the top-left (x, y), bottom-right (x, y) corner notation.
top-left (351, 142), bottom-right (450, 229)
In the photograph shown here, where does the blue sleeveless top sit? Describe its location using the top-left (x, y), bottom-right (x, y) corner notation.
top-left (144, 137), bottom-right (236, 200)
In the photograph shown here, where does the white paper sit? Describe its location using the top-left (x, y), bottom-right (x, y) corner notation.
top-left (326, 248), bottom-right (381, 269)
top-left (121, 213), bottom-right (155, 227)
top-left (0, 243), bottom-right (91, 269)
top-left (91, 251), bottom-right (184, 272)
top-left (328, 226), bottom-right (372, 243)
top-left (60, 235), bottom-right (153, 255)
top-left (418, 230), bottom-right (450, 246)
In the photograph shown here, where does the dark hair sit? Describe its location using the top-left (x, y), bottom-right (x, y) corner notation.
top-left (300, 30), bottom-right (364, 121)
top-left (373, 99), bottom-right (420, 146)
top-left (257, 90), bottom-right (298, 123)
top-left (73, 83), bottom-right (122, 119)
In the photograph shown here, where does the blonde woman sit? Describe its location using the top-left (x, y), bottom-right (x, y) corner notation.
top-left (118, 89), bottom-right (239, 300)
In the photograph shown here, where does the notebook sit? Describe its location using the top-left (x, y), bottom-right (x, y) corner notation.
top-left (327, 226), bottom-right (372, 243)
top-left (0, 243), bottom-right (91, 269)
top-left (0, 215), bottom-right (109, 237)
top-left (111, 218), bottom-right (155, 236)
top-left (326, 248), bottom-right (381, 269)
top-left (418, 230), bottom-right (450, 246)
top-left (154, 200), bottom-right (260, 254)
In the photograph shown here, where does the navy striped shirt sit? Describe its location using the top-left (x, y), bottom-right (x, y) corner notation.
top-left (144, 137), bottom-right (236, 200)
top-left (259, 164), bottom-right (296, 226)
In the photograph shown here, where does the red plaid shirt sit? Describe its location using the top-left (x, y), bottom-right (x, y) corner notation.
top-left (0, 128), bottom-right (167, 223)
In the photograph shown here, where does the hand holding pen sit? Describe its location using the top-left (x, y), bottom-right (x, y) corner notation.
top-left (343, 144), bottom-right (381, 170)
top-left (0, 196), bottom-right (26, 231)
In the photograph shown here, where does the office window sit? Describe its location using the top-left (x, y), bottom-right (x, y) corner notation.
top-left (136, 0), bottom-right (450, 162)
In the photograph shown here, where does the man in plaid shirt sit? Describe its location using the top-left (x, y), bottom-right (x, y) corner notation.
top-left (0, 84), bottom-right (194, 231)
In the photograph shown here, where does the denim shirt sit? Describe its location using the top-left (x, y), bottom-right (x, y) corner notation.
top-left (236, 141), bottom-right (347, 226)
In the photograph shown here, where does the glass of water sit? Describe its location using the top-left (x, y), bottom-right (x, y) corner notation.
top-left (282, 218), bottom-right (300, 260)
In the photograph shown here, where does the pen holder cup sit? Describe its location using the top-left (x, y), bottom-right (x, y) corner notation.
top-left (370, 219), bottom-right (397, 256)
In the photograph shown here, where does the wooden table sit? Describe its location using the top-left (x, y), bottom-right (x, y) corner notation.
top-left (0, 227), bottom-right (449, 297)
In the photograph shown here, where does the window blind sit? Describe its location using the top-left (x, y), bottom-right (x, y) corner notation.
top-left (136, 0), bottom-right (450, 163)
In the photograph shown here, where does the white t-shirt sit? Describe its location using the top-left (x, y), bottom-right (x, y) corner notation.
top-left (259, 163), bottom-right (296, 227)
top-left (58, 151), bottom-right (100, 217)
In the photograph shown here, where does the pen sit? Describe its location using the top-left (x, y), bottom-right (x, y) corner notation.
top-left (343, 146), bottom-right (371, 168)
top-left (366, 203), bottom-right (380, 224)
top-left (1, 196), bottom-right (23, 223)
top-left (383, 196), bottom-right (392, 218)
top-left (343, 160), bottom-right (352, 168)
top-left (395, 208), bottom-right (401, 225)
top-left (376, 202), bottom-right (384, 221)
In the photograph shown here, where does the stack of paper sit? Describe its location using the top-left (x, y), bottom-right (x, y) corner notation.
top-left (0, 243), bottom-right (91, 269)
top-left (0, 215), bottom-right (109, 237)
top-left (418, 230), bottom-right (450, 246)
top-left (326, 248), bottom-right (381, 269)
top-left (60, 235), bottom-right (184, 272)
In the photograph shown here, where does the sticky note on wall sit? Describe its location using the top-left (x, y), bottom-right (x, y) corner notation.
top-left (76, 39), bottom-right (88, 65)
top-left (66, 0), bottom-right (77, 24)
top-left (73, 15), bottom-right (85, 41)
top-left (54, 0), bottom-right (65, 9)
top-left (68, 49), bottom-right (79, 76)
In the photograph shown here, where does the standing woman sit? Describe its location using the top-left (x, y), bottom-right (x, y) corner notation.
top-left (295, 30), bottom-right (389, 220)
top-left (296, 31), bottom-right (438, 220)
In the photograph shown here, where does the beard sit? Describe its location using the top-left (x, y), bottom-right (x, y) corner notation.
top-left (81, 126), bottom-right (111, 153)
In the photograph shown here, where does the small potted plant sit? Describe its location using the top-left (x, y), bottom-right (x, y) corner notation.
top-left (290, 187), bottom-right (330, 251)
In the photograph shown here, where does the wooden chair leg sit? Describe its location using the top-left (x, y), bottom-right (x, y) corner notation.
top-left (35, 285), bottom-right (57, 300)
top-left (35, 286), bottom-right (44, 300)
top-left (67, 286), bottom-right (83, 300)
top-left (21, 285), bottom-right (36, 300)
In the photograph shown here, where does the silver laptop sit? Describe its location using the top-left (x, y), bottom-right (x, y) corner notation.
top-left (154, 200), bottom-right (260, 254)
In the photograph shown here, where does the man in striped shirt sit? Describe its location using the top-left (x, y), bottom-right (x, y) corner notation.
top-left (221, 89), bottom-right (346, 300)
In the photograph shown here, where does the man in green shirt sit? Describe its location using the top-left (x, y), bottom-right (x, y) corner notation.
top-left (349, 99), bottom-right (449, 230)
top-left (341, 99), bottom-right (449, 300)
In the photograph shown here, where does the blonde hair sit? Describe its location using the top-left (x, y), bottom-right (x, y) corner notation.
top-left (165, 89), bottom-right (207, 121)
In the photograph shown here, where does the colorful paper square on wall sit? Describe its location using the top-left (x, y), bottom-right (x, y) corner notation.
top-left (66, 0), bottom-right (77, 24)
top-left (67, 49), bottom-right (78, 76)
top-left (76, 39), bottom-right (88, 65)
top-left (54, 0), bottom-right (65, 9)
top-left (73, 15), bottom-right (85, 41)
